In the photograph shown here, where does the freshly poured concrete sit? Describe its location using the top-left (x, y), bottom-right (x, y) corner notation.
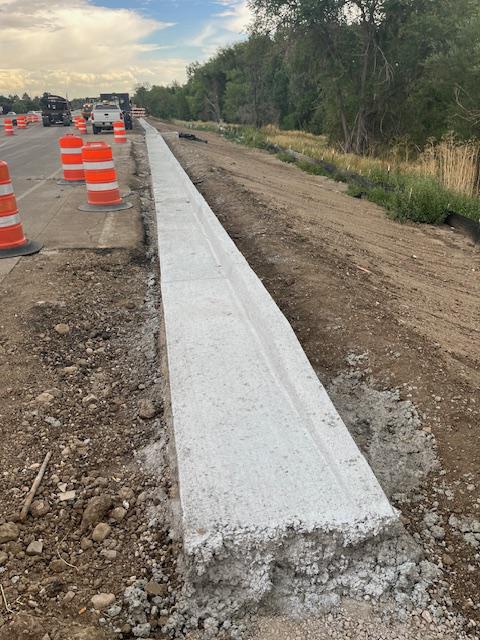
top-left (142, 121), bottom-right (404, 617)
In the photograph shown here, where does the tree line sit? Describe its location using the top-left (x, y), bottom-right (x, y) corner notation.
top-left (0, 93), bottom-right (43, 115)
top-left (133, 0), bottom-right (480, 154)
top-left (0, 92), bottom-right (82, 115)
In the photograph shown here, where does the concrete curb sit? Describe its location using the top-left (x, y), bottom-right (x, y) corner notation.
top-left (141, 120), bottom-right (404, 618)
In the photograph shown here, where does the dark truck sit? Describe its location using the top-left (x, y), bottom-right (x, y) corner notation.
top-left (99, 93), bottom-right (133, 130)
top-left (41, 95), bottom-right (72, 127)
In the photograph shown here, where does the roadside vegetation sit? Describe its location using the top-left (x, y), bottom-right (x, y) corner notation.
top-left (176, 121), bottom-right (480, 224)
top-left (133, 0), bottom-right (480, 226)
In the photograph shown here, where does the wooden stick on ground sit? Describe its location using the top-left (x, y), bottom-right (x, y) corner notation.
top-left (0, 583), bottom-right (13, 613)
top-left (19, 451), bottom-right (52, 522)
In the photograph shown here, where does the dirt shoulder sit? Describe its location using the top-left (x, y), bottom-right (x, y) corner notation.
top-left (151, 119), bottom-right (480, 629)
top-left (0, 137), bottom-right (180, 639)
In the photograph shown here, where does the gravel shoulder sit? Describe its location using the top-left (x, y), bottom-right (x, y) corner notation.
top-left (0, 137), bottom-right (181, 639)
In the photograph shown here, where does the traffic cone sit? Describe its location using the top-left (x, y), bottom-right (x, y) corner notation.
top-left (113, 120), bottom-right (127, 143)
top-left (0, 161), bottom-right (42, 258)
top-left (17, 116), bottom-right (27, 130)
top-left (79, 142), bottom-right (132, 212)
top-left (57, 134), bottom-right (85, 185)
top-left (4, 119), bottom-right (14, 136)
top-left (77, 118), bottom-right (87, 135)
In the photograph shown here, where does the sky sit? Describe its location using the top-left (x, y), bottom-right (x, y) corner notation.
top-left (0, 0), bottom-right (252, 98)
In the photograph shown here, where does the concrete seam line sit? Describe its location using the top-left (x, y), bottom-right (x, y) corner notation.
top-left (140, 119), bottom-right (402, 617)
top-left (17, 167), bottom-right (62, 202)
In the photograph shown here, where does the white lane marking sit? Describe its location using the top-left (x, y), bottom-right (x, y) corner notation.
top-left (17, 167), bottom-right (62, 201)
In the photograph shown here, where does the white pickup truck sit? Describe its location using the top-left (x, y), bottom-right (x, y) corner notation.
top-left (90, 103), bottom-right (123, 134)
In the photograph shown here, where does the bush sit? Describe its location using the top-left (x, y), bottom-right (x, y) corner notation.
top-left (276, 151), bottom-right (297, 163)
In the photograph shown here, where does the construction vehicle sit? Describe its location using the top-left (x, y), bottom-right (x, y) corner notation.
top-left (41, 95), bottom-right (72, 127)
top-left (99, 93), bottom-right (132, 130)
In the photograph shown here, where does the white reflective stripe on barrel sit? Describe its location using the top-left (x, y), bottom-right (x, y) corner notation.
top-left (0, 183), bottom-right (14, 196)
top-left (83, 161), bottom-right (115, 170)
top-left (62, 163), bottom-right (84, 171)
top-left (87, 181), bottom-right (119, 191)
top-left (0, 213), bottom-right (21, 228)
top-left (61, 148), bottom-right (82, 155)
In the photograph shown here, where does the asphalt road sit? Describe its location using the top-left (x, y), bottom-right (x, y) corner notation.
top-left (0, 121), bottom-right (142, 283)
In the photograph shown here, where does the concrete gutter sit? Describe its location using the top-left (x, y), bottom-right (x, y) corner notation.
top-left (141, 120), bottom-right (406, 618)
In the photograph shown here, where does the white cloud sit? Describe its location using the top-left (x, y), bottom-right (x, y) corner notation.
top-left (0, 0), bottom-right (186, 96)
top-left (214, 0), bottom-right (252, 33)
top-left (192, 0), bottom-right (252, 58)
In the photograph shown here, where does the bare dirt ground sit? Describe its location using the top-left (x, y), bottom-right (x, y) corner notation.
top-left (0, 137), bottom-right (182, 639)
top-left (150, 119), bottom-right (480, 633)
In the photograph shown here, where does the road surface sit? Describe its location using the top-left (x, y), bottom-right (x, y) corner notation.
top-left (0, 121), bottom-right (141, 282)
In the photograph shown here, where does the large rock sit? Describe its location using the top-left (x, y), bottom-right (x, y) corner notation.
top-left (92, 522), bottom-right (111, 543)
top-left (91, 593), bottom-right (115, 610)
top-left (81, 495), bottom-right (112, 530)
top-left (0, 522), bottom-right (19, 544)
top-left (137, 399), bottom-right (157, 419)
top-left (26, 541), bottom-right (44, 556)
top-left (30, 499), bottom-right (50, 518)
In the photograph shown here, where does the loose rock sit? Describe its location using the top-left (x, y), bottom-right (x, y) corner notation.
top-left (54, 323), bottom-right (70, 335)
top-left (91, 593), bottom-right (116, 611)
top-left (0, 522), bottom-right (19, 544)
top-left (30, 499), bottom-right (50, 518)
top-left (110, 506), bottom-right (127, 522)
top-left (137, 399), bottom-right (156, 419)
top-left (26, 540), bottom-right (43, 556)
top-left (92, 522), bottom-right (111, 543)
top-left (145, 581), bottom-right (168, 598)
top-left (81, 495), bottom-right (113, 530)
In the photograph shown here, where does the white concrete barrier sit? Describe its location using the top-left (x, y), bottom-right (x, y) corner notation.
top-left (141, 120), bottom-right (403, 618)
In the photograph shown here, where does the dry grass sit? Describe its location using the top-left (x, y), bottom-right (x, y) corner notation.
top-left (418, 136), bottom-right (480, 197)
top-left (263, 126), bottom-right (395, 176)
top-left (176, 119), bottom-right (480, 200)
top-left (263, 126), bottom-right (480, 198)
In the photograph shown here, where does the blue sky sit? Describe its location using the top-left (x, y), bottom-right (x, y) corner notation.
top-left (126, 0), bottom-right (251, 67)
top-left (0, 0), bottom-right (251, 97)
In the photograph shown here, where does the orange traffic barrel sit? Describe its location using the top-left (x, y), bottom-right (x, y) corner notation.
top-left (113, 120), bottom-right (127, 143)
top-left (77, 117), bottom-right (87, 135)
top-left (17, 115), bottom-right (27, 130)
top-left (58, 134), bottom-right (85, 184)
top-left (0, 161), bottom-right (42, 258)
top-left (4, 119), bottom-right (14, 136)
top-left (79, 142), bottom-right (132, 212)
